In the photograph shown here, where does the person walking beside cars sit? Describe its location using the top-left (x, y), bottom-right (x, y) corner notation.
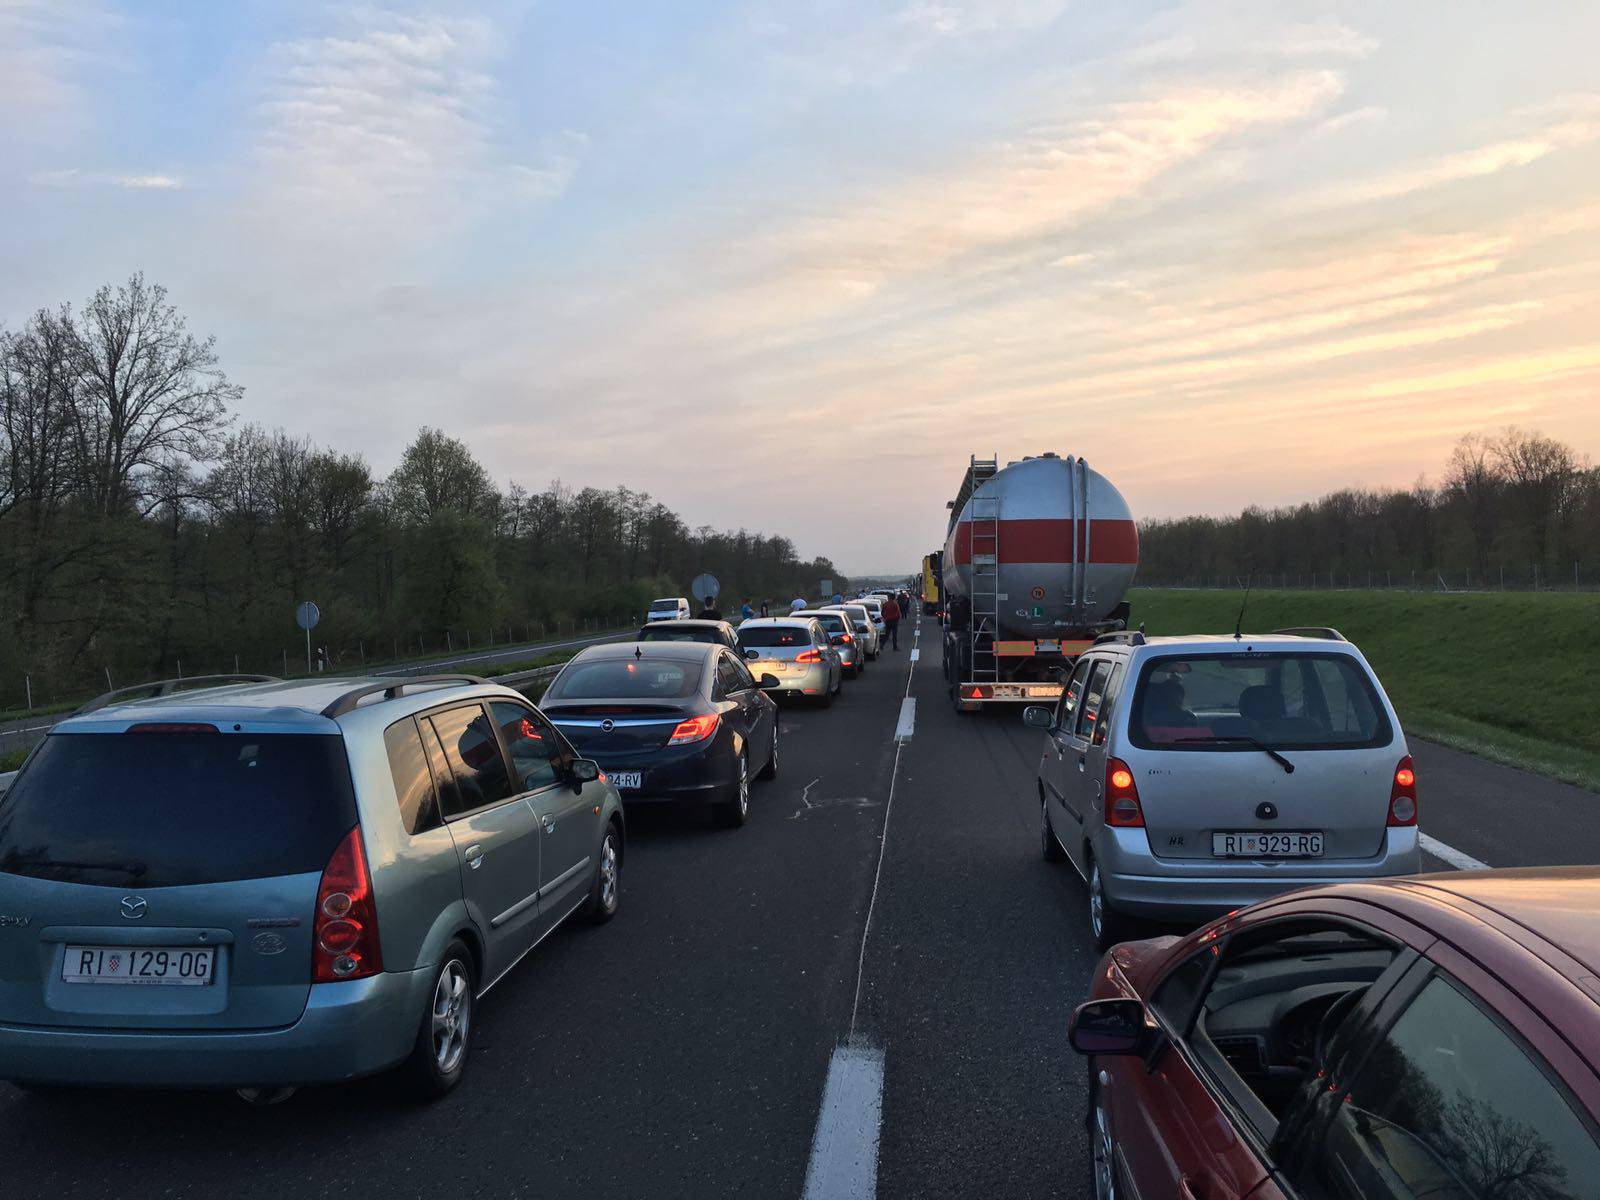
top-left (790, 596), bottom-right (807, 612)
top-left (697, 597), bottom-right (722, 620)
top-left (740, 598), bottom-right (755, 623)
top-left (882, 594), bottom-right (901, 650)
top-left (760, 598), bottom-right (771, 618)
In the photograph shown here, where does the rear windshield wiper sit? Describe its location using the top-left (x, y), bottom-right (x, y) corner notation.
top-left (1174, 735), bottom-right (1295, 774)
top-left (2, 856), bottom-right (149, 878)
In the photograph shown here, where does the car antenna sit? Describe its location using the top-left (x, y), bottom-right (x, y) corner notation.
top-left (1233, 574), bottom-right (1252, 641)
top-left (634, 645), bottom-right (643, 659)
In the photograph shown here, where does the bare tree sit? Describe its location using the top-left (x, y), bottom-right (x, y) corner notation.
top-left (1492, 427), bottom-right (1580, 567)
top-left (67, 273), bottom-right (238, 515)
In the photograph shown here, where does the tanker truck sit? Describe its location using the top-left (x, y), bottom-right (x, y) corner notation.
top-left (941, 453), bottom-right (1137, 712)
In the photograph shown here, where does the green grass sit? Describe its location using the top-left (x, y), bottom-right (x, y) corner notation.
top-left (1129, 588), bottom-right (1600, 792)
top-left (479, 650), bottom-right (578, 678)
top-left (0, 748), bottom-right (29, 773)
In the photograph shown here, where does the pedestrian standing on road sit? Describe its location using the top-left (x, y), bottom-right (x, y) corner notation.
top-left (697, 597), bottom-right (722, 620)
top-left (760, 598), bottom-right (771, 618)
top-left (882, 595), bottom-right (902, 650)
top-left (790, 596), bottom-right (807, 612)
top-left (740, 598), bottom-right (755, 623)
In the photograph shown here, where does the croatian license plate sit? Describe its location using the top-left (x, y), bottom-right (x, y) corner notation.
top-left (608, 771), bottom-right (642, 790)
top-left (1212, 831), bottom-right (1324, 858)
top-left (63, 945), bottom-right (216, 986)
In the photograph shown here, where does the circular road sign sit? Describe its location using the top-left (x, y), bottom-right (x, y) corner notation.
top-left (295, 600), bottom-right (321, 631)
top-left (690, 573), bottom-right (721, 602)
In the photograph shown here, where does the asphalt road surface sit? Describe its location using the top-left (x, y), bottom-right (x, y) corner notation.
top-left (0, 614), bottom-right (1587, 1199)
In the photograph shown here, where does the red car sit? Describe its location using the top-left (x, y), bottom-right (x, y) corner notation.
top-left (1068, 868), bottom-right (1600, 1200)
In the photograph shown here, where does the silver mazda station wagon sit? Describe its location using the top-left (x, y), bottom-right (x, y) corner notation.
top-left (1026, 629), bottom-right (1421, 950)
top-left (0, 673), bottom-right (623, 1102)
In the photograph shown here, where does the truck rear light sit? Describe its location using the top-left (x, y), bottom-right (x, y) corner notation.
top-left (961, 685), bottom-right (993, 700)
top-left (1388, 755), bottom-right (1418, 826)
top-left (1105, 757), bottom-right (1144, 827)
top-left (313, 827), bottom-right (382, 982)
top-left (668, 713), bottom-right (721, 745)
top-left (796, 649), bottom-right (823, 663)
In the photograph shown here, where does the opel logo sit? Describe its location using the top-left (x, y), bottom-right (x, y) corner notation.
top-left (120, 896), bottom-right (148, 920)
top-left (600, 719), bottom-right (615, 732)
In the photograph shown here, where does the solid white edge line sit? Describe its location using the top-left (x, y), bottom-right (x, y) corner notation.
top-left (1418, 832), bottom-right (1490, 872)
top-left (894, 698), bottom-right (916, 742)
top-left (801, 1039), bottom-right (885, 1200)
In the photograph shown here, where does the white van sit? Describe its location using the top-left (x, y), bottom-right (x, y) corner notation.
top-left (646, 597), bottom-right (691, 622)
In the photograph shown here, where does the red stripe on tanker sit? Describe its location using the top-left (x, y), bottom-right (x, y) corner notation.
top-left (942, 453), bottom-right (1138, 641)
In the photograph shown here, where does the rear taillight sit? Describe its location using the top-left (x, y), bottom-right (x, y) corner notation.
top-left (1105, 757), bottom-right (1144, 827)
top-left (313, 827), bottom-right (382, 983)
top-left (1388, 755), bottom-right (1418, 826)
top-left (796, 649), bottom-right (823, 663)
top-left (668, 713), bottom-right (721, 745)
top-left (840, 633), bottom-right (853, 644)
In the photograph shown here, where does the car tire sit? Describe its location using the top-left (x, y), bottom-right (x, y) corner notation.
top-left (1088, 854), bottom-right (1136, 953)
top-left (1041, 796), bottom-right (1066, 863)
top-left (818, 682), bottom-right (834, 708)
top-left (582, 821), bottom-right (622, 924)
top-left (400, 940), bottom-right (476, 1101)
top-left (758, 722), bottom-right (779, 780)
top-left (1090, 1076), bottom-right (1117, 1200)
top-left (714, 750), bottom-right (750, 827)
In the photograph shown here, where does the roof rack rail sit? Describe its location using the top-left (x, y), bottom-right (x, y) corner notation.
top-left (77, 674), bottom-right (279, 715)
top-left (1270, 626), bottom-right (1346, 641)
top-left (321, 674), bottom-right (490, 720)
top-left (1092, 630), bottom-right (1146, 646)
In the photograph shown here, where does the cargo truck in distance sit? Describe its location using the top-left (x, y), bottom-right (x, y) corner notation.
top-left (941, 453), bottom-right (1137, 713)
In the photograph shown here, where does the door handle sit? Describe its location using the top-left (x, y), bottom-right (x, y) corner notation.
top-left (542, 816), bottom-right (556, 833)
top-left (464, 844), bottom-right (484, 869)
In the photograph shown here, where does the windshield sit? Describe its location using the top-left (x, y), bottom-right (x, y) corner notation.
top-left (648, 600), bottom-right (681, 612)
top-left (0, 732), bottom-right (356, 887)
top-left (637, 626), bottom-right (719, 643)
top-left (547, 658), bottom-right (701, 699)
top-left (1129, 652), bottom-right (1392, 750)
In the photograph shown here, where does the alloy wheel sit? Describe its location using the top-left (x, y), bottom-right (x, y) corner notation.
top-left (431, 960), bottom-right (472, 1074)
top-left (738, 753), bottom-right (750, 817)
top-left (599, 832), bottom-right (619, 913)
top-left (1093, 1089), bottom-right (1117, 1200)
top-left (1089, 861), bottom-right (1105, 943)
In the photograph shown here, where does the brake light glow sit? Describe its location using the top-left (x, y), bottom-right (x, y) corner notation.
top-left (668, 713), bottom-right (721, 745)
top-left (1388, 755), bottom-right (1418, 826)
top-left (840, 633), bottom-right (853, 644)
top-left (313, 827), bottom-right (382, 983)
top-left (1105, 757), bottom-right (1144, 827)
top-left (796, 649), bottom-right (823, 663)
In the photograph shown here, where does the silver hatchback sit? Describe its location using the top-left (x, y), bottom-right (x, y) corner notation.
top-left (735, 618), bottom-right (844, 704)
top-left (0, 673), bottom-right (624, 1102)
top-left (1025, 630), bottom-right (1421, 950)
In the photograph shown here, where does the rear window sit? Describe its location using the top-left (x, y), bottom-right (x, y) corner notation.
top-left (547, 658), bottom-right (701, 699)
top-left (637, 626), bottom-right (716, 643)
top-left (1130, 652), bottom-right (1392, 750)
top-left (738, 625), bottom-right (811, 648)
top-left (0, 731), bottom-right (357, 887)
top-left (800, 613), bottom-right (847, 633)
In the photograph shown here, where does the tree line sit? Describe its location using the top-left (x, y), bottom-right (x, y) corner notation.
top-left (1137, 429), bottom-right (1599, 590)
top-left (0, 275), bottom-right (844, 707)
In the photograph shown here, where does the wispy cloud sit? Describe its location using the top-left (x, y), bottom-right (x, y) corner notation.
top-left (0, 0), bottom-right (114, 140)
top-left (29, 168), bottom-right (182, 189)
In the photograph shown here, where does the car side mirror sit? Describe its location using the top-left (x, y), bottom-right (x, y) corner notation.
top-left (1068, 998), bottom-right (1149, 1056)
top-left (758, 673), bottom-right (782, 690)
top-left (744, 648), bottom-right (760, 660)
top-left (1023, 705), bottom-right (1054, 729)
top-left (569, 759), bottom-right (601, 789)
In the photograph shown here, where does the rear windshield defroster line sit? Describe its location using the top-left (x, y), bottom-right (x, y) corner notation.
top-left (0, 732), bottom-right (358, 888)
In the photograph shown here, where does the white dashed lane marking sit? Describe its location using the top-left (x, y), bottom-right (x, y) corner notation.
top-left (801, 1039), bottom-right (885, 1200)
top-left (894, 699), bottom-right (916, 742)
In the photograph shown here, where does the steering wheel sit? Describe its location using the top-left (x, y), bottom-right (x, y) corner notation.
top-left (1313, 986), bottom-right (1367, 1069)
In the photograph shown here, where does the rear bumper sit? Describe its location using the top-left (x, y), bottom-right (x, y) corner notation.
top-left (1098, 827), bottom-right (1422, 921)
top-left (590, 741), bottom-right (736, 804)
top-left (0, 967), bottom-right (433, 1089)
top-left (747, 662), bottom-right (832, 695)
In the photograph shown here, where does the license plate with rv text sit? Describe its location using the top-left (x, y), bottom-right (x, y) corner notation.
top-left (62, 945), bottom-right (216, 985)
top-left (1212, 832), bottom-right (1324, 858)
top-left (608, 771), bottom-right (642, 790)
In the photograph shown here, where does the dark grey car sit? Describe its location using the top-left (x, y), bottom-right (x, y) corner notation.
top-left (0, 674), bottom-right (624, 1102)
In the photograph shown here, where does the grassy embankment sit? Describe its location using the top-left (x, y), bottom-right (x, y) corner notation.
top-left (1129, 588), bottom-right (1600, 792)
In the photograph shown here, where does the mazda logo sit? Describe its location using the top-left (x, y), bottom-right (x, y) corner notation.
top-left (600, 719), bottom-right (615, 732)
top-left (120, 896), bottom-right (148, 920)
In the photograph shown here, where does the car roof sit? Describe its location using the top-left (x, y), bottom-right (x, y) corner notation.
top-left (639, 619), bottom-right (734, 631)
top-left (1106, 634), bottom-right (1363, 654)
top-left (1392, 868), bottom-right (1600, 977)
top-left (53, 676), bottom-right (521, 734)
top-left (574, 640), bottom-right (723, 661)
top-left (738, 616), bottom-right (814, 627)
top-left (791, 609), bottom-right (845, 619)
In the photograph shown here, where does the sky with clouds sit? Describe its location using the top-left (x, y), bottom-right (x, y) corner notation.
top-left (3, 0), bottom-right (1598, 573)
